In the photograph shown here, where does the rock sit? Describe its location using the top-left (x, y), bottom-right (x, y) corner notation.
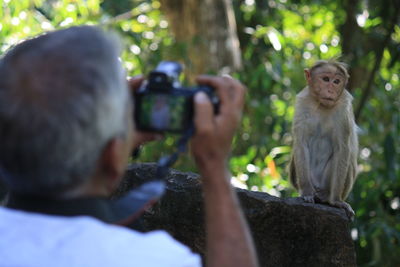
top-left (116, 163), bottom-right (357, 267)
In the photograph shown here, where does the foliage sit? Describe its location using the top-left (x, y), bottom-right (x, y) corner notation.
top-left (0, 0), bottom-right (399, 265)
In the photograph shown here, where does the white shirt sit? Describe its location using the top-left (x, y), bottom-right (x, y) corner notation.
top-left (0, 207), bottom-right (201, 267)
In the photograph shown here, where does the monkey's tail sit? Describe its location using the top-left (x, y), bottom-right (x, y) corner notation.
top-left (289, 154), bottom-right (299, 190)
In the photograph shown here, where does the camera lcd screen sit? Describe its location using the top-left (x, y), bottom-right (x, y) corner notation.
top-left (135, 93), bottom-right (190, 132)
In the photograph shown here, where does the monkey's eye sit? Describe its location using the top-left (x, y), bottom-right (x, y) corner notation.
top-left (333, 79), bottom-right (341, 84)
top-left (322, 76), bottom-right (330, 82)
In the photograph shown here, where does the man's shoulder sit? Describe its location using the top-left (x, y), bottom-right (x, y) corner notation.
top-left (0, 207), bottom-right (201, 267)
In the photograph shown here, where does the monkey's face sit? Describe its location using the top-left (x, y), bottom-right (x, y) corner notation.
top-left (309, 65), bottom-right (346, 108)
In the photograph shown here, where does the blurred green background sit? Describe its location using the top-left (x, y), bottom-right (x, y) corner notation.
top-left (0, 0), bottom-right (398, 266)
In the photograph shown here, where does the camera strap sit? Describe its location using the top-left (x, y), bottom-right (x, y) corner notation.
top-left (156, 126), bottom-right (195, 180)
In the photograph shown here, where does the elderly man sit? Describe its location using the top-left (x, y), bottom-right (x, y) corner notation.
top-left (0, 26), bottom-right (258, 267)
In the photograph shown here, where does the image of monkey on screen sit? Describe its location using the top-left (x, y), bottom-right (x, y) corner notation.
top-left (139, 94), bottom-right (187, 132)
top-left (289, 60), bottom-right (359, 219)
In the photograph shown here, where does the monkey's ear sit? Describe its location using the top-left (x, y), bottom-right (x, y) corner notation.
top-left (345, 74), bottom-right (350, 88)
top-left (304, 69), bottom-right (312, 84)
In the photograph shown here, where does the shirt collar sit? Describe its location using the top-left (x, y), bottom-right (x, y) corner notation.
top-left (6, 193), bottom-right (118, 223)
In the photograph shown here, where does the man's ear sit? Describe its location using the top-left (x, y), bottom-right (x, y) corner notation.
top-left (304, 68), bottom-right (312, 85)
top-left (98, 137), bottom-right (127, 193)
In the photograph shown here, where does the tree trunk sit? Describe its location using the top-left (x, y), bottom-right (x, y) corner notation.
top-left (339, 0), bottom-right (365, 93)
top-left (354, 8), bottom-right (398, 122)
top-left (159, 0), bottom-right (242, 81)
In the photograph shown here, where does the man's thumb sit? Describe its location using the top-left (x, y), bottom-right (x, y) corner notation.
top-left (194, 92), bottom-right (213, 134)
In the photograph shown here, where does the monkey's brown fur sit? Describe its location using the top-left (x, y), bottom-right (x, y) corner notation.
top-left (289, 60), bottom-right (358, 218)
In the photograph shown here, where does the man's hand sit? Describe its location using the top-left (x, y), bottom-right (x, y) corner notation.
top-left (191, 75), bottom-right (246, 169)
top-left (128, 76), bottom-right (162, 151)
top-left (190, 75), bottom-right (258, 267)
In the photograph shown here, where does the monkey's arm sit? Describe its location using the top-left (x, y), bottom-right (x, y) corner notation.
top-left (294, 144), bottom-right (315, 199)
top-left (330, 99), bottom-right (358, 203)
top-left (341, 113), bottom-right (359, 200)
top-left (290, 92), bottom-right (320, 202)
top-left (291, 106), bottom-right (315, 202)
top-left (327, 100), bottom-right (358, 219)
top-left (329, 138), bottom-right (351, 203)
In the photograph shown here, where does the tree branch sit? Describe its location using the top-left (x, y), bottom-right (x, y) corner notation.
top-left (354, 1), bottom-right (399, 123)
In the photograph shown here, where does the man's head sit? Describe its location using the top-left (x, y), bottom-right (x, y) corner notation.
top-left (304, 60), bottom-right (349, 108)
top-left (0, 26), bottom-right (133, 197)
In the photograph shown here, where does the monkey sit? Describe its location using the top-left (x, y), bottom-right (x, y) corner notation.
top-left (289, 60), bottom-right (358, 219)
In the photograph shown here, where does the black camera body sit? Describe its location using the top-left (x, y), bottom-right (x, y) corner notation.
top-left (134, 61), bottom-right (219, 133)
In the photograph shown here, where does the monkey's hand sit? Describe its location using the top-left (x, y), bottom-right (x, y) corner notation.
top-left (302, 195), bottom-right (315, 203)
top-left (330, 201), bottom-right (355, 221)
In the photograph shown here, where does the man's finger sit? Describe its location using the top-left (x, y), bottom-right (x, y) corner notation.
top-left (196, 75), bottom-right (233, 115)
top-left (194, 92), bottom-right (214, 136)
top-left (221, 76), bottom-right (246, 108)
top-left (196, 75), bottom-right (245, 114)
top-left (128, 75), bottom-right (145, 91)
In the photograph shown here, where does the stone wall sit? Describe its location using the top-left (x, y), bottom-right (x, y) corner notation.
top-left (116, 163), bottom-right (357, 267)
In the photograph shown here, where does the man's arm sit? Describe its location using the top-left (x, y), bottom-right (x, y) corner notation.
top-left (191, 76), bottom-right (259, 267)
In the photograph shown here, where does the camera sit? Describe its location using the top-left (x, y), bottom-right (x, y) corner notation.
top-left (134, 61), bottom-right (219, 133)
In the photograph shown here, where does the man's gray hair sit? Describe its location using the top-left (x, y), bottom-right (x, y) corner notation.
top-left (0, 26), bottom-right (130, 196)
